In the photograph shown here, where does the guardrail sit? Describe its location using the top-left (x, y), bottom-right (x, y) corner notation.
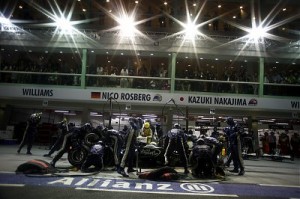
top-left (1, 70), bottom-right (299, 96)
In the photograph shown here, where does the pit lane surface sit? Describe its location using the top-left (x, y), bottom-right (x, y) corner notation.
top-left (0, 145), bottom-right (299, 199)
top-left (0, 172), bottom-right (299, 199)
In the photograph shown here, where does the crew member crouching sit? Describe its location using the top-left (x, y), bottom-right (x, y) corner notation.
top-left (81, 141), bottom-right (104, 172)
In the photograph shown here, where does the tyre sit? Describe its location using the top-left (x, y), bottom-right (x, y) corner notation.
top-left (68, 147), bottom-right (89, 167)
top-left (84, 133), bottom-right (100, 147)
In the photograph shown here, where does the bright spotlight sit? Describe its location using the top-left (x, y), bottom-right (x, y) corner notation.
top-left (0, 15), bottom-right (22, 32)
top-left (184, 19), bottom-right (198, 40)
top-left (248, 25), bottom-right (267, 40)
top-left (118, 15), bottom-right (136, 38)
top-left (54, 15), bottom-right (74, 34)
top-left (0, 16), bottom-right (10, 24)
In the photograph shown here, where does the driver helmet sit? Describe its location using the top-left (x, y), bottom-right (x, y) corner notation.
top-left (144, 122), bottom-right (150, 129)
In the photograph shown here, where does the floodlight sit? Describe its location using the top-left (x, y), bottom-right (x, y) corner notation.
top-left (0, 16), bottom-right (10, 24)
top-left (118, 15), bottom-right (136, 38)
top-left (183, 19), bottom-right (198, 40)
top-left (0, 15), bottom-right (22, 32)
top-left (54, 15), bottom-right (74, 34)
top-left (248, 25), bottom-right (267, 40)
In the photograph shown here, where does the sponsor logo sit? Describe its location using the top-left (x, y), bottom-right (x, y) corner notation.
top-left (180, 183), bottom-right (214, 193)
top-left (248, 98), bottom-right (258, 106)
top-left (22, 88), bottom-right (53, 97)
top-left (153, 94), bottom-right (162, 101)
top-left (140, 148), bottom-right (161, 157)
top-left (48, 177), bottom-right (216, 194)
top-left (1, 24), bottom-right (23, 32)
top-left (291, 101), bottom-right (300, 109)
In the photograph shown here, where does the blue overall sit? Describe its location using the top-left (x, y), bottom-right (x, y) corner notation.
top-left (224, 124), bottom-right (244, 172)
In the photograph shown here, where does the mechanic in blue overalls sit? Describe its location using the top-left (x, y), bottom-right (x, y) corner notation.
top-left (44, 118), bottom-right (69, 157)
top-left (50, 122), bottom-right (87, 167)
top-left (164, 123), bottom-right (189, 174)
top-left (17, 112), bottom-right (42, 155)
top-left (81, 140), bottom-right (105, 172)
top-left (118, 118), bottom-right (142, 177)
top-left (102, 127), bottom-right (124, 172)
top-left (224, 117), bottom-right (245, 175)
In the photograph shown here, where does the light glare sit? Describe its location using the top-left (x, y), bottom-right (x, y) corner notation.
top-left (184, 20), bottom-right (198, 40)
top-left (0, 16), bottom-right (10, 24)
top-left (248, 25), bottom-right (267, 40)
top-left (54, 15), bottom-right (74, 34)
top-left (119, 15), bottom-right (136, 38)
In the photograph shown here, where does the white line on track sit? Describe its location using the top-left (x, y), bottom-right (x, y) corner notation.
top-left (0, 171), bottom-right (16, 174)
top-left (259, 184), bottom-right (300, 188)
top-left (0, 184), bottom-right (25, 187)
top-left (76, 187), bottom-right (239, 197)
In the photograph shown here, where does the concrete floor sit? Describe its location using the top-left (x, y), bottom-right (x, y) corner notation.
top-left (0, 144), bottom-right (299, 187)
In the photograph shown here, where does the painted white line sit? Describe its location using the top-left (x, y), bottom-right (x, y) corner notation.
top-left (0, 184), bottom-right (25, 187)
top-left (76, 187), bottom-right (238, 197)
top-left (259, 184), bottom-right (300, 188)
top-left (0, 171), bottom-right (16, 174)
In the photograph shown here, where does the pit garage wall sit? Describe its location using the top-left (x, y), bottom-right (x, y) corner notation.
top-left (1, 99), bottom-right (299, 152)
top-left (1, 85), bottom-right (299, 136)
top-left (3, 106), bottom-right (300, 138)
top-left (3, 106), bottom-right (299, 153)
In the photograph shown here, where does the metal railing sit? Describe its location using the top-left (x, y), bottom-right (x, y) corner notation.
top-left (1, 70), bottom-right (299, 96)
top-left (175, 78), bottom-right (260, 95)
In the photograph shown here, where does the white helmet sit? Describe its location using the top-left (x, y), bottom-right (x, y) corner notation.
top-left (173, 123), bottom-right (181, 129)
